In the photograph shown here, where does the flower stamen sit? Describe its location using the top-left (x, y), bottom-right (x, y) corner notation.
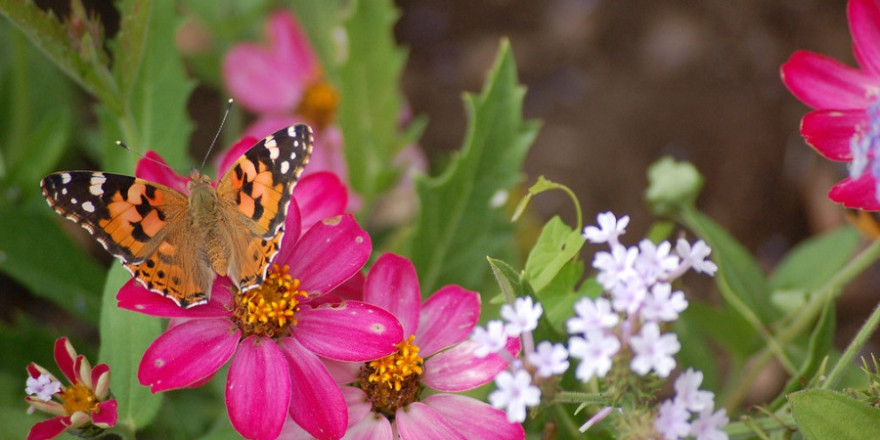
top-left (60, 383), bottom-right (98, 415)
top-left (359, 335), bottom-right (425, 417)
top-left (234, 264), bottom-right (308, 338)
top-left (296, 80), bottom-right (339, 129)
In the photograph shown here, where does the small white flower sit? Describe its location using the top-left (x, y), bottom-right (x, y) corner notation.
top-left (690, 406), bottom-right (729, 440)
top-left (25, 374), bottom-right (62, 402)
top-left (501, 296), bottom-right (543, 336)
top-left (635, 239), bottom-right (680, 284)
top-left (527, 341), bottom-right (570, 377)
top-left (569, 331), bottom-right (621, 382)
top-left (583, 212), bottom-right (630, 245)
top-left (566, 297), bottom-right (619, 335)
top-left (609, 276), bottom-right (648, 315)
top-left (471, 320), bottom-right (508, 357)
top-left (674, 368), bottom-right (714, 412)
top-left (629, 322), bottom-right (680, 378)
top-left (488, 369), bottom-right (541, 423)
top-left (594, 244), bottom-right (638, 290)
top-left (654, 399), bottom-right (691, 440)
top-left (676, 239), bottom-right (718, 276)
top-left (640, 283), bottom-right (688, 322)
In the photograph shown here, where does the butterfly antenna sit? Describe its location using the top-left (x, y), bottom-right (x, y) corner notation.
top-left (201, 98), bottom-right (234, 170)
top-left (116, 141), bottom-right (176, 172)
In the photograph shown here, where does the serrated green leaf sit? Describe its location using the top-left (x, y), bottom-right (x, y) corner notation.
top-left (790, 389), bottom-right (880, 439)
top-left (771, 300), bottom-right (835, 410)
top-left (102, 0), bottom-right (195, 173)
top-left (98, 265), bottom-right (162, 431)
top-left (337, 0), bottom-right (408, 200)
top-left (408, 41), bottom-right (539, 293)
top-left (524, 216), bottom-right (585, 293)
top-left (681, 207), bottom-right (779, 324)
top-left (0, 205), bottom-right (103, 323)
top-left (770, 226), bottom-right (860, 292)
top-left (115, 0), bottom-right (151, 100)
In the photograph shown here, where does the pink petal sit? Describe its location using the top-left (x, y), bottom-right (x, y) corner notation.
top-left (343, 415), bottom-right (393, 440)
top-left (138, 319), bottom-right (240, 392)
top-left (294, 301), bottom-right (403, 361)
top-left (216, 136), bottom-right (259, 178)
top-left (850, 0), bottom-right (880, 75)
top-left (276, 198), bottom-right (303, 256)
top-left (342, 386), bottom-right (373, 429)
top-left (396, 402), bottom-right (466, 440)
top-left (416, 286), bottom-right (480, 357)
top-left (117, 277), bottom-right (234, 318)
top-left (27, 363), bottom-right (52, 380)
top-left (801, 109), bottom-right (865, 160)
top-left (829, 174), bottom-right (880, 210)
top-left (364, 254), bottom-right (421, 337)
top-left (135, 151), bottom-right (189, 193)
top-left (91, 363), bottom-right (111, 399)
top-left (279, 214), bottom-right (371, 295)
top-left (423, 338), bottom-right (520, 392)
top-left (424, 394), bottom-right (524, 440)
top-left (73, 355), bottom-right (91, 388)
top-left (91, 399), bottom-right (118, 428)
top-left (325, 271), bottom-right (365, 302)
top-left (322, 359), bottom-right (360, 384)
top-left (781, 50), bottom-right (880, 110)
top-left (277, 416), bottom-right (314, 440)
top-left (226, 337), bottom-right (291, 440)
top-left (53, 338), bottom-right (77, 383)
top-left (279, 337), bottom-right (348, 440)
top-left (295, 172), bottom-right (349, 235)
top-left (223, 12), bottom-right (317, 113)
top-left (27, 415), bottom-right (71, 440)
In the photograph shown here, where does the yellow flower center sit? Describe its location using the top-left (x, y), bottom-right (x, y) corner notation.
top-left (233, 264), bottom-right (308, 338)
top-left (296, 80), bottom-right (339, 129)
top-left (359, 335), bottom-right (424, 417)
top-left (60, 383), bottom-right (98, 416)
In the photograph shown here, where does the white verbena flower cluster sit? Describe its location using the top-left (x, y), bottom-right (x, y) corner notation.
top-left (569, 212), bottom-right (717, 381)
top-left (654, 369), bottom-right (729, 440)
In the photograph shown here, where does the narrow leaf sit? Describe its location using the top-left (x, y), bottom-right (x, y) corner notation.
top-left (98, 264), bottom-right (163, 430)
top-left (408, 40), bottom-right (540, 293)
top-left (790, 389), bottom-right (880, 439)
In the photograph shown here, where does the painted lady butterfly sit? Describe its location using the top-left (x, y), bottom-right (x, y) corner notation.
top-left (41, 124), bottom-right (314, 308)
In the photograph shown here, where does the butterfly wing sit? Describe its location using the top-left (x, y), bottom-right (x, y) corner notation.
top-left (215, 124), bottom-right (314, 290)
top-left (40, 171), bottom-right (209, 307)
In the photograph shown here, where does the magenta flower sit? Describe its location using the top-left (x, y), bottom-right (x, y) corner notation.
top-left (25, 338), bottom-right (117, 440)
top-left (781, 0), bottom-right (880, 209)
top-left (280, 253), bottom-right (525, 439)
top-left (118, 151), bottom-right (402, 440)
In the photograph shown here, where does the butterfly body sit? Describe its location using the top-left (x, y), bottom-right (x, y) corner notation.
top-left (41, 125), bottom-right (314, 308)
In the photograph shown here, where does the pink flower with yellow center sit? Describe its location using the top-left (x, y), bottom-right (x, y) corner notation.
top-left (117, 147), bottom-right (403, 440)
top-left (280, 253), bottom-right (524, 440)
top-left (781, 0), bottom-right (880, 209)
top-left (24, 338), bottom-right (117, 440)
top-left (223, 11), bottom-right (348, 185)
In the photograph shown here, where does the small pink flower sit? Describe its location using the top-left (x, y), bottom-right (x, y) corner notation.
top-left (781, 0), bottom-right (880, 209)
top-left (285, 253), bottom-right (525, 440)
top-left (119, 151), bottom-right (402, 440)
top-left (25, 338), bottom-right (118, 440)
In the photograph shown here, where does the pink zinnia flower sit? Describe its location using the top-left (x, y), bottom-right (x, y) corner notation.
top-left (781, 0), bottom-right (880, 210)
top-left (118, 147), bottom-right (403, 440)
top-left (25, 338), bottom-right (118, 440)
top-left (223, 11), bottom-right (348, 184)
top-left (281, 253), bottom-right (525, 440)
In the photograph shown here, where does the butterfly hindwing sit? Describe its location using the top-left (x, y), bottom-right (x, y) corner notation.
top-left (41, 172), bottom-right (187, 263)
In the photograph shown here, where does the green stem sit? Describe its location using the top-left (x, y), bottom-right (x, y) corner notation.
top-left (824, 301), bottom-right (880, 389)
top-left (552, 391), bottom-right (606, 405)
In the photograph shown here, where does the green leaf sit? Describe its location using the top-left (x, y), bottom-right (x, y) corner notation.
top-left (681, 208), bottom-right (779, 324)
top-left (538, 260), bottom-right (584, 332)
top-left (487, 256), bottom-right (523, 302)
top-left (408, 40), bottom-right (540, 293)
top-left (771, 300), bottom-right (835, 410)
top-left (770, 226), bottom-right (860, 292)
top-left (790, 389), bottom-right (880, 439)
top-left (337, 0), bottom-right (408, 201)
top-left (101, 0), bottom-right (195, 173)
top-left (0, 205), bottom-right (103, 323)
top-left (98, 265), bottom-right (163, 431)
top-left (524, 216), bottom-right (585, 293)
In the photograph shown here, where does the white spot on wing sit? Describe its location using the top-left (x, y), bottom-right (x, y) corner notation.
top-left (82, 201), bottom-right (95, 213)
top-left (60, 173), bottom-right (72, 184)
top-left (89, 174), bottom-right (106, 196)
top-left (62, 188), bottom-right (68, 195)
top-left (287, 126), bottom-right (296, 137)
top-left (280, 161), bottom-right (289, 174)
top-left (71, 198), bottom-right (78, 204)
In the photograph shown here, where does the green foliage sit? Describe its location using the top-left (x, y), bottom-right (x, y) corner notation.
top-left (524, 216), bottom-right (586, 293)
top-left (770, 226), bottom-right (860, 293)
top-left (789, 389), bottom-right (880, 439)
top-left (98, 265), bottom-right (163, 432)
top-left (408, 40), bottom-right (540, 293)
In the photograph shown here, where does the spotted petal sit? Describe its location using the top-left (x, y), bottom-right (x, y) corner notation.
top-left (294, 172), bottom-right (349, 235)
top-left (423, 338), bottom-right (520, 392)
top-left (294, 301), bottom-right (402, 361)
top-left (364, 253), bottom-right (422, 337)
top-left (117, 278), bottom-right (234, 318)
top-left (416, 286), bottom-right (480, 357)
top-left (801, 109), bottom-right (866, 161)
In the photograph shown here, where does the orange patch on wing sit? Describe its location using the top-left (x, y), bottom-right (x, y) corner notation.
top-left (140, 209), bottom-right (166, 237)
top-left (238, 192), bottom-right (256, 218)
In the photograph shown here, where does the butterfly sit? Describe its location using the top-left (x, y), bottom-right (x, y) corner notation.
top-left (41, 124), bottom-right (314, 308)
